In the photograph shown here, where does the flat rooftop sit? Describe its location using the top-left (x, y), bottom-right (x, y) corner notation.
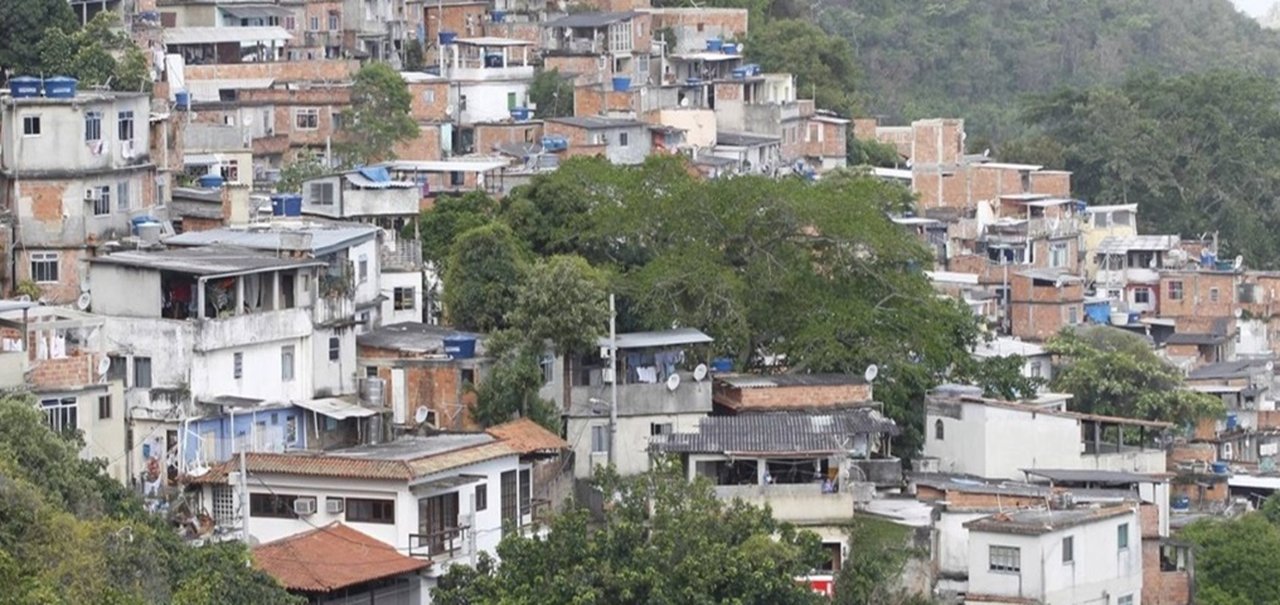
top-left (89, 246), bottom-right (325, 276)
top-left (716, 373), bottom-right (867, 389)
top-left (165, 224), bottom-right (380, 256)
top-left (963, 505), bottom-right (1134, 535)
top-left (357, 322), bottom-right (487, 356)
top-left (330, 433), bottom-right (494, 461)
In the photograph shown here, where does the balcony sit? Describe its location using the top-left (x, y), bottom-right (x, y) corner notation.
top-left (409, 526), bottom-right (468, 560)
top-left (381, 239), bottom-right (424, 272)
top-left (195, 308), bottom-right (313, 352)
top-left (1083, 445), bottom-right (1167, 474)
top-left (714, 483), bottom-right (867, 525)
top-left (1096, 267), bottom-right (1160, 286)
top-left (313, 295), bottom-right (356, 327)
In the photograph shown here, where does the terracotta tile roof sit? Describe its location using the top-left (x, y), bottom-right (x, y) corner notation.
top-left (253, 523), bottom-right (429, 592)
top-left (407, 441), bottom-right (518, 477)
top-left (486, 418), bottom-right (569, 454)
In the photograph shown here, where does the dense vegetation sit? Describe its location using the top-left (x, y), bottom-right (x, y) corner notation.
top-left (1181, 501), bottom-right (1280, 605)
top-left (0, 396), bottom-right (300, 604)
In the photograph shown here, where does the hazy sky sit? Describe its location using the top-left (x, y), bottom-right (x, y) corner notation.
top-left (1233, 0), bottom-right (1275, 17)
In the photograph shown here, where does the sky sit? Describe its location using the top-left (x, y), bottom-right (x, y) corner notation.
top-left (1233, 0), bottom-right (1275, 17)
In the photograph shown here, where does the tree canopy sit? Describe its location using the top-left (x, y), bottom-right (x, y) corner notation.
top-left (1044, 326), bottom-right (1224, 427)
top-left (337, 63), bottom-right (419, 166)
top-left (0, 0), bottom-right (75, 78)
top-left (432, 465), bottom-right (827, 605)
top-left (527, 69), bottom-right (575, 119)
top-left (1181, 513), bottom-right (1280, 605)
top-left (442, 222), bottom-right (528, 333)
top-left (0, 395), bottom-right (300, 604)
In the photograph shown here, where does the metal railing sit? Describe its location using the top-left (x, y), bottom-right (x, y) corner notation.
top-left (409, 526), bottom-right (469, 559)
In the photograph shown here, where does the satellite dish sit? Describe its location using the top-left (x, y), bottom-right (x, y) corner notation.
top-left (243, 114), bottom-right (254, 126)
top-left (1234, 255), bottom-right (1244, 270)
top-left (445, 104), bottom-right (456, 116)
top-left (864, 364), bottom-right (879, 383)
top-left (187, 464), bottom-right (209, 478)
top-left (97, 357), bottom-right (111, 378)
top-left (414, 406), bottom-right (431, 424)
top-left (15, 295), bottom-right (30, 303)
top-left (1268, 361), bottom-right (1276, 373)
top-left (76, 292), bottom-right (92, 311)
top-left (666, 373), bottom-right (681, 391)
top-left (693, 363), bottom-right (708, 381)
top-left (1235, 307), bottom-right (1244, 319)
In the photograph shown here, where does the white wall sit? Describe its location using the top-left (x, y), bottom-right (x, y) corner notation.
top-left (380, 270), bottom-right (422, 326)
top-left (455, 81), bottom-right (530, 124)
top-left (91, 264), bottom-right (163, 317)
top-left (567, 412), bottom-right (705, 477)
top-left (311, 325), bottom-right (358, 397)
top-left (967, 510), bottom-right (1142, 605)
top-left (349, 238), bottom-right (383, 309)
top-left (1238, 319), bottom-right (1269, 357)
top-left (2, 94), bottom-right (152, 173)
top-left (926, 404), bottom-right (1083, 480)
top-left (938, 510), bottom-right (987, 578)
top-left (191, 337), bottom-right (313, 403)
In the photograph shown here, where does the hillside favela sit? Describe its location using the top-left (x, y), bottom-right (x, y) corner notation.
top-left (9, 0), bottom-right (1280, 603)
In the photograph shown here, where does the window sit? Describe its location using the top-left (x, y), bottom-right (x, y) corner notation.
top-left (133, 356), bottom-right (152, 388)
top-left (1209, 287), bottom-right (1220, 303)
top-left (1168, 280), bottom-right (1184, 301)
top-left (1117, 596), bottom-right (1134, 605)
top-left (366, 366), bottom-right (379, 378)
top-left (281, 345), bottom-right (295, 381)
top-left (345, 498), bottom-right (395, 524)
top-left (117, 181), bottom-right (131, 212)
top-left (328, 10), bottom-right (339, 30)
top-left (423, 89), bottom-right (436, 104)
top-left (294, 108), bottom-right (319, 130)
top-left (1049, 242), bottom-right (1069, 268)
top-left (475, 484), bottom-right (488, 511)
top-left (310, 15), bottom-right (319, 30)
top-left (1133, 288), bottom-right (1151, 305)
top-left (540, 355), bottom-right (555, 384)
top-left (117, 110), bottom-right (134, 141)
top-left (284, 15), bottom-right (296, 30)
top-left (107, 354), bottom-right (127, 383)
top-left (22, 115), bottom-right (41, 136)
top-left (310, 181), bottom-right (335, 205)
top-left (650, 422), bottom-right (672, 436)
top-left (97, 395), bottom-right (112, 420)
top-left (459, 95), bottom-right (467, 110)
top-left (619, 132), bottom-right (629, 147)
top-left (1068, 305), bottom-right (1079, 325)
top-left (328, 336), bottom-right (340, 361)
top-left (519, 468), bottom-right (531, 516)
top-left (449, 171), bottom-right (464, 186)
top-left (233, 352), bottom-right (244, 379)
top-left (41, 397), bottom-right (77, 434)
top-left (1062, 536), bottom-right (1074, 563)
top-left (591, 425), bottom-right (610, 453)
top-left (393, 287), bottom-right (415, 310)
top-left (507, 92), bottom-right (517, 110)
top-left (84, 111), bottom-right (102, 141)
top-left (1030, 362), bottom-right (1043, 378)
top-left (1118, 523), bottom-right (1130, 550)
top-left (93, 185), bottom-right (111, 216)
top-left (500, 470), bottom-right (518, 531)
top-left (989, 545), bottom-right (1021, 573)
top-left (357, 255), bottom-right (368, 283)
top-left (934, 419), bottom-right (944, 440)
top-left (30, 252), bottom-right (58, 283)
top-left (250, 493), bottom-right (298, 518)
top-left (460, 368), bottom-right (475, 385)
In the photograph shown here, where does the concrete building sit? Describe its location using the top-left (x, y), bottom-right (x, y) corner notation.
top-left (1082, 204), bottom-right (1140, 277)
top-left (1008, 269), bottom-right (1085, 342)
top-left (1, 88), bottom-right (157, 303)
top-left (544, 116), bottom-right (652, 165)
top-left (1093, 235), bottom-right (1181, 312)
top-left (972, 337), bottom-right (1054, 387)
top-left (923, 386), bottom-right (1172, 479)
top-left (542, 11), bottom-right (654, 88)
top-left (544, 328), bottom-right (714, 478)
top-left (963, 505), bottom-right (1143, 605)
top-left (438, 36), bottom-right (536, 154)
top-left (357, 323), bottom-right (491, 431)
top-left (711, 131), bottom-right (780, 175)
top-left (188, 420), bottom-right (567, 596)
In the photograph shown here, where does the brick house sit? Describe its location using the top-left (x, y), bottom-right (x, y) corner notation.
top-left (357, 323), bottom-right (491, 431)
top-left (544, 116), bottom-right (653, 164)
top-left (1008, 269), bottom-right (1084, 341)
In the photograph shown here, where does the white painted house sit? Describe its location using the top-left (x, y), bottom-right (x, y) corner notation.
top-left (964, 505), bottom-right (1142, 605)
top-left (972, 337), bottom-right (1054, 387)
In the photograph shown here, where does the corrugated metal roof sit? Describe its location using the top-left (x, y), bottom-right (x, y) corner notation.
top-left (164, 26), bottom-right (293, 45)
top-left (455, 36), bottom-right (532, 46)
top-left (963, 505), bottom-right (1134, 536)
top-left (716, 373), bottom-right (866, 389)
top-left (717, 131), bottom-right (780, 147)
top-left (381, 159), bottom-right (509, 173)
top-left (293, 397), bottom-right (378, 420)
top-left (1022, 468), bottom-right (1159, 484)
top-left (90, 246), bottom-right (324, 276)
top-left (166, 225), bottom-right (379, 256)
top-left (600, 327), bottom-right (713, 349)
top-left (344, 171), bottom-right (416, 189)
top-left (543, 11), bottom-right (638, 28)
top-left (221, 6), bottom-right (293, 20)
top-left (650, 410), bottom-right (899, 455)
top-left (1095, 235), bottom-right (1179, 254)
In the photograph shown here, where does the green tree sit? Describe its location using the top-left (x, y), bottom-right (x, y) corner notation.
top-left (953, 354), bottom-right (1043, 401)
top-left (527, 68), bottom-right (575, 119)
top-left (418, 191), bottom-right (499, 268)
top-left (276, 149), bottom-right (329, 193)
top-left (1181, 514), bottom-right (1280, 605)
top-left (0, 0), bottom-right (75, 76)
top-left (848, 137), bottom-right (901, 168)
top-left (33, 12), bottom-right (152, 92)
top-left (432, 465), bottom-right (826, 605)
top-left (471, 331), bottom-right (560, 431)
top-left (337, 63), bottom-right (419, 166)
top-left (442, 223), bottom-right (528, 332)
top-left (402, 38), bottom-right (425, 71)
top-left (834, 516), bottom-right (926, 605)
top-left (747, 19), bottom-right (859, 115)
top-left (509, 255), bottom-right (609, 410)
top-left (1045, 326), bottom-right (1224, 427)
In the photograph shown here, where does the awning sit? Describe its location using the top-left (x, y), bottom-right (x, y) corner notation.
top-left (164, 26), bottom-right (293, 46)
top-left (221, 6), bottom-right (293, 20)
top-left (413, 474), bottom-right (487, 492)
top-left (602, 327), bottom-right (714, 350)
top-left (294, 398), bottom-right (378, 420)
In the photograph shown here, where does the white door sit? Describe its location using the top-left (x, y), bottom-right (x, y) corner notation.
top-left (391, 368), bottom-right (407, 424)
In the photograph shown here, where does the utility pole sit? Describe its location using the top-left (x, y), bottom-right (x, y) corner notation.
top-left (607, 293), bottom-right (618, 468)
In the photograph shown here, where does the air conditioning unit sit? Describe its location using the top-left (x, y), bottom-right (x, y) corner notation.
top-left (84, 188), bottom-right (99, 202)
top-left (293, 497), bottom-right (318, 516)
top-left (325, 497), bottom-right (345, 514)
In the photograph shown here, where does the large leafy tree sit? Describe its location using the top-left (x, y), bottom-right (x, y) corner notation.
top-left (442, 223), bottom-right (528, 332)
top-left (432, 465), bottom-right (827, 605)
top-left (0, 0), bottom-right (75, 77)
top-left (834, 516), bottom-right (926, 605)
top-left (1045, 326), bottom-right (1224, 427)
top-left (34, 12), bottom-right (150, 91)
top-left (1181, 514), bottom-right (1280, 605)
top-left (0, 395), bottom-right (301, 604)
top-left (747, 18), bottom-right (860, 116)
top-left (527, 68), bottom-right (575, 119)
top-left (338, 63), bottom-right (419, 166)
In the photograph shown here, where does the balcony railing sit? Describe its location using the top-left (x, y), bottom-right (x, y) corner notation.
top-left (409, 526), bottom-right (469, 559)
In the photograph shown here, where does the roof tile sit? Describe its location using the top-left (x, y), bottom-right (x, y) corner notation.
top-left (254, 523), bottom-right (429, 592)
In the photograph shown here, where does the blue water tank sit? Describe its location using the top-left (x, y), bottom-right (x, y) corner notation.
top-left (1171, 496), bottom-right (1191, 511)
top-left (282, 194), bottom-right (302, 216)
top-left (711, 358), bottom-right (733, 373)
top-left (130, 215), bottom-right (158, 234)
top-left (270, 194), bottom-right (287, 216)
top-left (175, 91), bottom-right (192, 110)
top-left (438, 31), bottom-right (458, 45)
top-left (1201, 250), bottom-right (1216, 268)
top-left (484, 53), bottom-right (504, 68)
top-left (706, 38), bottom-right (723, 51)
top-left (1227, 414), bottom-right (1238, 430)
top-left (510, 107), bottom-right (529, 121)
top-left (541, 135), bottom-right (568, 151)
top-left (611, 76), bottom-right (631, 92)
top-left (197, 174), bottom-right (225, 189)
top-left (43, 76), bottom-right (77, 99)
top-left (722, 43), bottom-right (738, 54)
top-left (731, 67), bottom-right (749, 79)
top-left (8, 76), bottom-right (41, 98)
top-left (490, 10), bottom-right (506, 22)
top-left (1212, 462), bottom-right (1229, 475)
top-left (443, 336), bottom-right (477, 359)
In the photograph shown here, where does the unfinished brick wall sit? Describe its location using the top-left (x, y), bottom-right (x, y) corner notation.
top-left (484, 22), bottom-right (543, 48)
top-left (718, 382), bottom-right (872, 411)
top-left (1142, 540), bottom-right (1192, 605)
top-left (910, 119), bottom-right (963, 166)
top-left (29, 354), bottom-right (97, 391)
top-left (360, 345), bottom-right (481, 431)
top-left (647, 8), bottom-right (749, 46)
top-left (1009, 275), bottom-right (1084, 341)
top-left (574, 86), bottom-right (635, 117)
top-left (407, 81), bottom-right (450, 121)
top-left (1158, 271), bottom-right (1238, 318)
top-left (1168, 442), bottom-right (1216, 468)
top-left (184, 59), bottom-right (358, 83)
top-left (940, 490), bottom-right (1046, 510)
top-left (542, 122), bottom-right (591, 147)
top-left (474, 122), bottom-right (544, 153)
top-left (393, 126), bottom-right (444, 162)
top-left (1030, 171), bottom-right (1072, 197)
top-left (545, 56), bottom-right (609, 86)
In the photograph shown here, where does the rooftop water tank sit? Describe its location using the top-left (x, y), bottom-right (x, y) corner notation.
top-left (541, 135), bottom-right (568, 151)
top-left (439, 31), bottom-right (458, 45)
top-left (706, 38), bottom-right (723, 51)
top-left (197, 174), bottom-right (225, 189)
top-left (611, 76), bottom-right (631, 92)
top-left (137, 222), bottom-right (162, 245)
top-left (1171, 496), bottom-right (1191, 511)
top-left (510, 106), bottom-right (530, 121)
top-left (490, 10), bottom-right (506, 22)
top-left (722, 43), bottom-right (738, 54)
top-left (1211, 462), bottom-right (1229, 475)
top-left (8, 76), bottom-right (41, 98)
top-left (711, 358), bottom-right (733, 373)
top-left (269, 194), bottom-right (287, 216)
top-left (281, 193), bottom-right (303, 217)
top-left (175, 91), bottom-right (192, 110)
top-left (443, 336), bottom-right (477, 359)
top-left (43, 76), bottom-right (77, 99)
top-left (130, 215), bottom-right (159, 234)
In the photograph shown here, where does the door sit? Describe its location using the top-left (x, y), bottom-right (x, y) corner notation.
top-left (391, 368), bottom-right (407, 423)
top-left (418, 492), bottom-right (460, 555)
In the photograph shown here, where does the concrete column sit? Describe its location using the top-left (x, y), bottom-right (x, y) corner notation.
top-left (235, 277), bottom-right (244, 315)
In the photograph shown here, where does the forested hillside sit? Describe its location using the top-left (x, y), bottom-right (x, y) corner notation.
top-left (828, 0), bottom-right (1280, 140)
